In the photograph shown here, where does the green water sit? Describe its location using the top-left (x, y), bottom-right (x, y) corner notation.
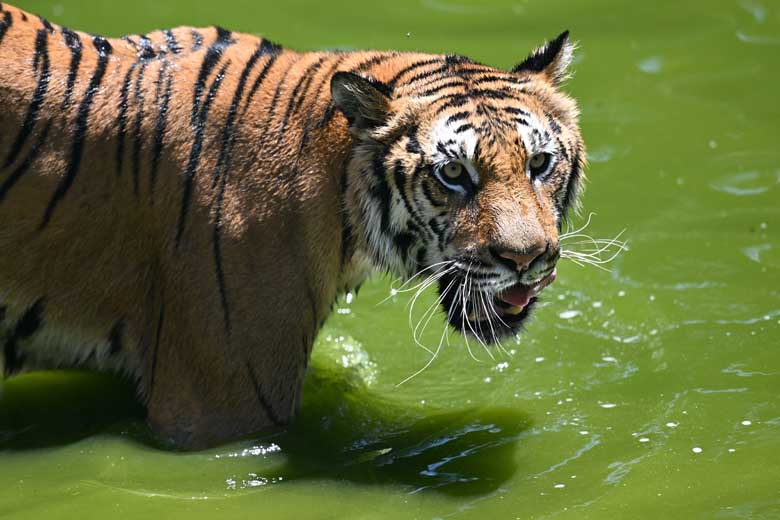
top-left (2, 0), bottom-right (779, 518)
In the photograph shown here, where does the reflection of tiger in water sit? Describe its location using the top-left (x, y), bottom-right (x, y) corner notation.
top-left (0, 2), bottom-right (585, 447)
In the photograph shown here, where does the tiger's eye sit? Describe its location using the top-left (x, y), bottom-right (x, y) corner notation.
top-left (442, 162), bottom-right (464, 180)
top-left (528, 152), bottom-right (552, 178)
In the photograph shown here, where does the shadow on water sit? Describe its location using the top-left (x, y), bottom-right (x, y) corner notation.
top-left (0, 366), bottom-right (530, 496)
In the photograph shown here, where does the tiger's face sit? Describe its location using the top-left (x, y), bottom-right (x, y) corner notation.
top-left (334, 33), bottom-right (584, 344)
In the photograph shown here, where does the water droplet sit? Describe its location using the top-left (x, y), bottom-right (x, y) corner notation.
top-left (741, 420), bottom-right (752, 426)
top-left (618, 290), bottom-right (626, 297)
top-left (559, 310), bottom-right (581, 319)
top-left (554, 483), bottom-right (566, 489)
top-left (535, 356), bottom-right (545, 363)
top-left (600, 403), bottom-right (617, 409)
top-left (692, 447), bottom-right (703, 454)
top-left (639, 437), bottom-right (650, 443)
top-left (666, 422), bottom-right (678, 428)
top-left (637, 56), bottom-right (663, 74)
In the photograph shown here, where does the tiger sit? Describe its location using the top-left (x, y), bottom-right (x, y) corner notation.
top-left (0, 2), bottom-right (585, 448)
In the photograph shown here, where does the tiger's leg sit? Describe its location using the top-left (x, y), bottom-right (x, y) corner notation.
top-left (141, 281), bottom-right (313, 449)
top-left (143, 328), bottom-right (309, 448)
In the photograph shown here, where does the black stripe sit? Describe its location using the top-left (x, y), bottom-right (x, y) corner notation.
top-left (415, 246), bottom-right (427, 268)
top-left (545, 111), bottom-right (562, 134)
top-left (401, 64), bottom-right (452, 87)
top-left (147, 304), bottom-right (165, 399)
top-left (405, 124), bottom-right (422, 155)
top-left (121, 35), bottom-right (138, 50)
top-left (212, 43), bottom-right (266, 188)
top-left (562, 148), bottom-right (582, 217)
top-left (348, 52), bottom-right (394, 73)
top-left (242, 39), bottom-right (282, 112)
top-left (246, 362), bottom-right (283, 425)
top-left (138, 34), bottom-right (155, 60)
top-left (260, 58), bottom-right (298, 127)
top-left (164, 29), bottom-right (180, 54)
top-left (386, 57), bottom-right (441, 87)
top-left (472, 73), bottom-right (529, 85)
top-left (370, 150), bottom-right (393, 236)
top-left (454, 122), bottom-right (474, 134)
top-left (280, 56), bottom-right (325, 132)
top-left (116, 62), bottom-right (138, 177)
top-left (192, 27), bottom-right (233, 125)
top-left (60, 28), bottom-right (82, 111)
top-left (504, 106), bottom-right (530, 117)
top-left (190, 29), bottom-right (203, 51)
top-left (108, 320), bottom-right (125, 355)
top-left (212, 179), bottom-right (231, 333)
top-left (149, 60), bottom-right (172, 202)
top-left (40, 36), bottom-right (112, 229)
top-left (314, 103), bottom-right (335, 129)
top-left (131, 61), bottom-right (148, 196)
top-left (177, 28), bottom-right (235, 244)
top-left (4, 29), bottom-right (50, 169)
top-left (0, 11), bottom-right (12, 47)
top-left (339, 166), bottom-right (352, 268)
top-left (0, 121), bottom-right (51, 202)
top-left (210, 42), bottom-right (272, 333)
top-left (4, 298), bottom-right (45, 376)
top-left (38, 16), bottom-right (53, 33)
top-left (175, 62), bottom-right (229, 246)
top-left (421, 178), bottom-right (446, 208)
top-left (394, 231), bottom-right (415, 263)
top-left (392, 159), bottom-right (427, 233)
top-left (445, 110), bottom-right (471, 125)
top-left (416, 79), bottom-right (464, 97)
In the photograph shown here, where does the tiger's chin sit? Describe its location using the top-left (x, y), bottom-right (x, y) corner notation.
top-left (436, 270), bottom-right (556, 345)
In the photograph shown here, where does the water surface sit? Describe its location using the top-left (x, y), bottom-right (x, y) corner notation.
top-left (1, 0), bottom-right (779, 518)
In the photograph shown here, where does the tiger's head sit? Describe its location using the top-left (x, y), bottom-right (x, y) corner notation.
top-left (332, 33), bottom-right (584, 344)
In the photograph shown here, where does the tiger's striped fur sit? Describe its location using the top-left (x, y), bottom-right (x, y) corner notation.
top-left (0, 3), bottom-right (584, 448)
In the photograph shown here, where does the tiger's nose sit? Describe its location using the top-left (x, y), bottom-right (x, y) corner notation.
top-left (492, 244), bottom-right (547, 272)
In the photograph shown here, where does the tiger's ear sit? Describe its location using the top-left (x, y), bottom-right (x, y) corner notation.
top-left (331, 71), bottom-right (392, 129)
top-left (512, 31), bottom-right (574, 86)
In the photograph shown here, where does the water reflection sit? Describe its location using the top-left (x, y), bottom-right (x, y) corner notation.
top-left (0, 363), bottom-right (531, 497)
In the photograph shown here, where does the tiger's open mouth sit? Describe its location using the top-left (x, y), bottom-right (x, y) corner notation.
top-left (437, 269), bottom-right (557, 343)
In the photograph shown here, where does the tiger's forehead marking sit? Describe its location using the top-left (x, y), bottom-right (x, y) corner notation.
top-left (429, 113), bottom-right (481, 186)
top-left (430, 114), bottom-right (479, 160)
top-left (515, 110), bottom-right (552, 155)
top-left (428, 101), bottom-right (554, 169)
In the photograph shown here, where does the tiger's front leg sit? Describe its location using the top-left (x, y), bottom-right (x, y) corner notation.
top-left (142, 252), bottom-right (320, 449)
top-left (143, 318), bottom-right (312, 448)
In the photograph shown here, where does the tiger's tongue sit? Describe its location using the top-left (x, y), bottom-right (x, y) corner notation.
top-left (498, 284), bottom-right (534, 308)
top-left (498, 270), bottom-right (558, 309)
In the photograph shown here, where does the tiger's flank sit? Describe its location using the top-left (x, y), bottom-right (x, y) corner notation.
top-left (0, 2), bottom-right (585, 448)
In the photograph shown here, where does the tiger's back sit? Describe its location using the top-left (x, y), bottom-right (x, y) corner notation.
top-left (0, 2), bottom-right (585, 447)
